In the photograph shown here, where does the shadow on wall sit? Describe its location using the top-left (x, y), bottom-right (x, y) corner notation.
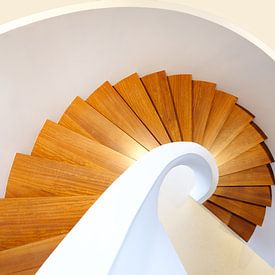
top-left (249, 185), bottom-right (275, 267)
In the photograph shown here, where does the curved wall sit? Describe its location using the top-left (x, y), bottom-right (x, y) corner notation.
top-left (0, 7), bottom-right (275, 267)
top-left (0, 0), bottom-right (275, 60)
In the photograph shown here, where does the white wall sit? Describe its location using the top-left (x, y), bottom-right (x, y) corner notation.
top-left (0, 0), bottom-right (275, 60)
top-left (0, 7), bottom-right (275, 266)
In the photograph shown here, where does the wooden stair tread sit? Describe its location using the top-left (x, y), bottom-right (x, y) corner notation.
top-left (192, 80), bottom-right (216, 144)
top-left (6, 153), bottom-right (117, 198)
top-left (202, 90), bottom-right (237, 149)
top-left (86, 81), bottom-right (159, 150)
top-left (168, 74), bottom-right (193, 141)
top-left (215, 123), bottom-right (266, 166)
top-left (210, 104), bottom-right (254, 156)
top-left (59, 96), bottom-right (147, 160)
top-left (114, 73), bottom-right (170, 144)
top-left (2, 71), bottom-right (275, 257)
top-left (208, 195), bottom-right (265, 225)
top-left (0, 234), bottom-right (65, 274)
top-left (214, 186), bottom-right (271, 206)
top-left (218, 165), bottom-right (275, 186)
top-left (0, 196), bottom-right (97, 250)
top-left (32, 120), bottom-right (134, 174)
top-left (219, 143), bottom-right (273, 176)
top-left (203, 201), bottom-right (255, 241)
top-left (141, 71), bottom-right (181, 141)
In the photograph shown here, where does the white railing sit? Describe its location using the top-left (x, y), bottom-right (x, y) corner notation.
top-left (37, 142), bottom-right (218, 275)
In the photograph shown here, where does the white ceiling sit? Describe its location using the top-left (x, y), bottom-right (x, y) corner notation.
top-left (0, 7), bottom-right (275, 266)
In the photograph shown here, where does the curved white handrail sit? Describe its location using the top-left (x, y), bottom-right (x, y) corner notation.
top-left (37, 142), bottom-right (218, 275)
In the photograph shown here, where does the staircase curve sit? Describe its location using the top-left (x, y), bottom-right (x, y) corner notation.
top-left (0, 70), bottom-right (274, 273)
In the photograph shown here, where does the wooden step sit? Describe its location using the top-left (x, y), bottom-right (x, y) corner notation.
top-left (168, 74), bottom-right (193, 141)
top-left (208, 195), bottom-right (265, 225)
top-left (0, 196), bottom-right (97, 250)
top-left (0, 234), bottom-right (65, 274)
top-left (59, 96), bottom-right (147, 160)
top-left (214, 186), bottom-right (271, 206)
top-left (202, 90), bottom-right (237, 149)
top-left (215, 123), bottom-right (266, 166)
top-left (219, 143), bottom-right (273, 176)
top-left (114, 73), bottom-right (170, 144)
top-left (141, 71), bottom-right (181, 141)
top-left (192, 80), bottom-right (216, 144)
top-left (203, 201), bottom-right (255, 241)
top-left (32, 120), bottom-right (134, 174)
top-left (6, 154), bottom-right (118, 198)
top-left (218, 165), bottom-right (275, 186)
top-left (86, 81), bottom-right (159, 150)
top-left (210, 104), bottom-right (254, 156)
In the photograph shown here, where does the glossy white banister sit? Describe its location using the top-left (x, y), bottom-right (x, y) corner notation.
top-left (37, 142), bottom-right (218, 275)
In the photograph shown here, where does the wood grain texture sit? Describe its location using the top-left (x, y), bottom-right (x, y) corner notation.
top-left (192, 80), bottom-right (216, 144)
top-left (6, 153), bottom-right (118, 198)
top-left (86, 81), bottom-right (159, 150)
top-left (59, 96), bottom-right (147, 160)
top-left (218, 165), bottom-right (275, 186)
top-left (141, 71), bottom-right (181, 141)
top-left (202, 90), bottom-right (237, 149)
top-left (219, 143), bottom-right (273, 176)
top-left (203, 201), bottom-right (255, 241)
top-left (215, 123), bottom-right (266, 166)
top-left (168, 74), bottom-right (193, 141)
top-left (114, 73), bottom-right (170, 144)
top-left (208, 195), bottom-right (265, 225)
top-left (210, 104), bottom-right (254, 156)
top-left (0, 234), bottom-right (65, 274)
top-left (32, 120), bottom-right (134, 174)
top-left (0, 196), bottom-right (97, 250)
top-left (215, 186), bottom-right (271, 206)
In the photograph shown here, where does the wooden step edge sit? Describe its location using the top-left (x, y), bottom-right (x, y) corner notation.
top-left (5, 153), bottom-right (118, 198)
top-left (213, 191), bottom-right (272, 207)
top-left (267, 164), bottom-right (275, 185)
top-left (113, 72), bottom-right (170, 145)
top-left (235, 103), bottom-right (255, 119)
top-left (208, 195), bottom-right (266, 226)
top-left (261, 142), bottom-right (275, 163)
top-left (0, 234), bottom-right (65, 274)
top-left (206, 199), bottom-right (261, 228)
top-left (218, 165), bottom-right (275, 187)
top-left (141, 70), bottom-right (182, 142)
top-left (204, 201), bottom-right (256, 242)
top-left (251, 122), bottom-right (267, 140)
top-left (167, 73), bottom-right (193, 141)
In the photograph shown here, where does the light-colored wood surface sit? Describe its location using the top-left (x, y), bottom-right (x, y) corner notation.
top-left (114, 73), bottom-right (170, 144)
top-left (210, 104), bottom-right (254, 156)
top-left (86, 81), bottom-right (159, 150)
top-left (218, 165), bottom-right (274, 186)
top-left (208, 195), bottom-right (265, 225)
top-left (0, 234), bottom-right (65, 274)
top-left (0, 196), bottom-right (97, 250)
top-left (219, 144), bottom-right (273, 176)
top-left (192, 80), bottom-right (216, 144)
top-left (59, 96), bottom-right (147, 160)
top-left (202, 90), bottom-right (237, 149)
top-left (215, 186), bottom-right (271, 206)
top-left (168, 74), bottom-right (193, 141)
top-left (6, 153), bottom-right (117, 198)
top-left (203, 201), bottom-right (255, 241)
top-left (215, 123), bottom-right (266, 166)
top-left (141, 71), bottom-right (181, 141)
top-left (32, 120), bottom-right (134, 174)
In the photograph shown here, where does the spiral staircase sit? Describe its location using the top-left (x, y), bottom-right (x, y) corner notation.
top-left (0, 70), bottom-right (273, 274)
